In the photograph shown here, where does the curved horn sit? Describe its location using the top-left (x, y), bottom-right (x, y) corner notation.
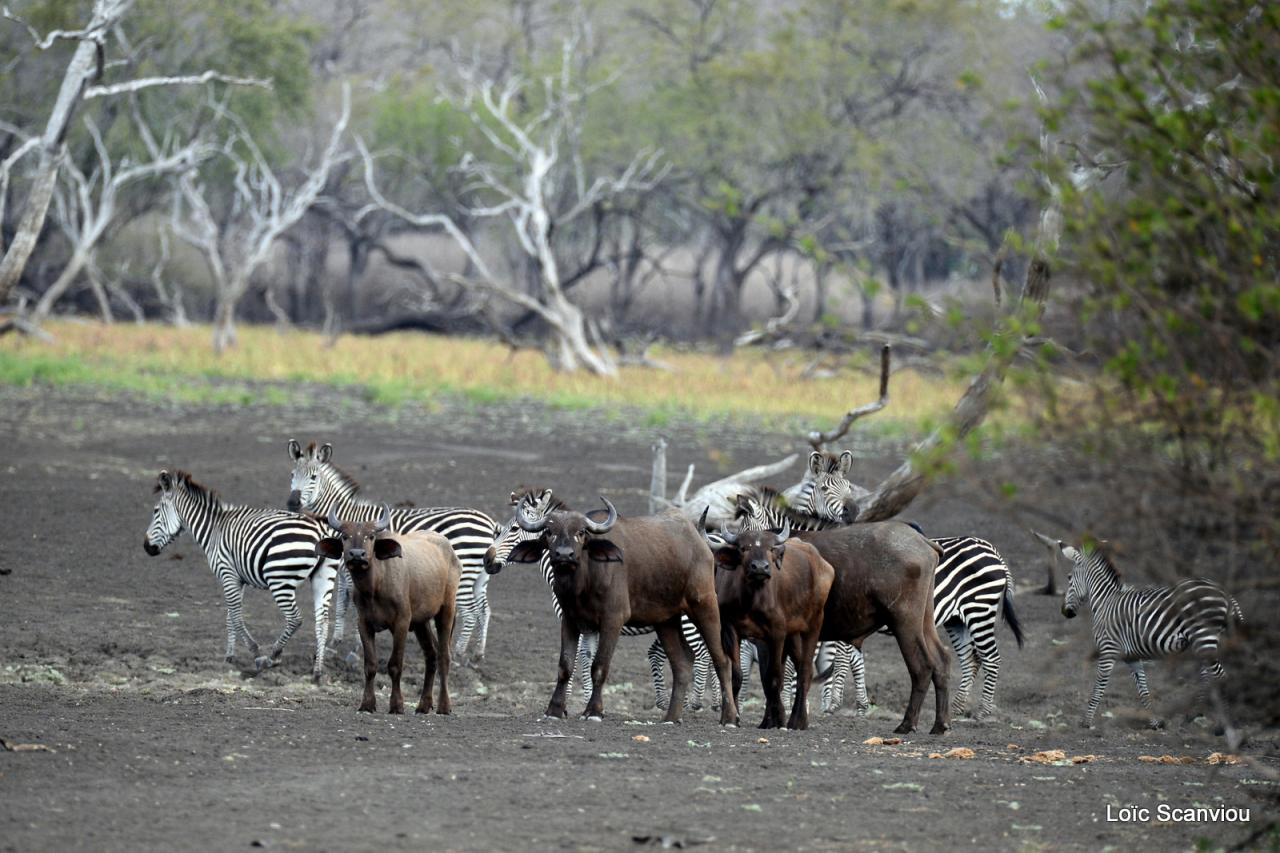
top-left (583, 497), bottom-right (617, 535)
top-left (697, 507), bottom-right (713, 545)
top-left (775, 519), bottom-right (790, 544)
top-left (719, 523), bottom-right (740, 546)
top-left (326, 507), bottom-right (343, 532)
top-left (374, 504), bottom-right (391, 533)
top-left (517, 494), bottom-right (550, 533)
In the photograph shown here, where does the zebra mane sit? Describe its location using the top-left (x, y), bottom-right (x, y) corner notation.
top-left (320, 460), bottom-right (363, 496)
top-left (510, 485), bottom-right (568, 512)
top-left (160, 470), bottom-right (224, 508)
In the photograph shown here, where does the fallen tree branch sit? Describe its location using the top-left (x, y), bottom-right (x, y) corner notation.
top-left (807, 344), bottom-right (891, 450)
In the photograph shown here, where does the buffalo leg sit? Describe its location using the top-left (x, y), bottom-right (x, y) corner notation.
top-left (387, 619), bottom-right (408, 714)
top-left (687, 600), bottom-right (740, 726)
top-left (357, 619), bottom-right (378, 713)
top-left (583, 619), bottom-right (624, 720)
top-left (892, 625), bottom-right (932, 734)
top-left (761, 637), bottom-right (788, 729)
top-left (927, 624), bottom-right (951, 734)
top-left (654, 617), bottom-right (692, 723)
top-left (434, 604), bottom-right (454, 715)
top-left (413, 621), bottom-right (437, 714)
top-left (788, 631), bottom-right (820, 731)
top-left (546, 619), bottom-right (581, 719)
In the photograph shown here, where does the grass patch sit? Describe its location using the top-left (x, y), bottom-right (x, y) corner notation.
top-left (0, 321), bottom-right (986, 429)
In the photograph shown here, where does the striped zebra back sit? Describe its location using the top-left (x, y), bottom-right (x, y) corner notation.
top-left (930, 536), bottom-right (1011, 624)
top-left (733, 487), bottom-right (844, 534)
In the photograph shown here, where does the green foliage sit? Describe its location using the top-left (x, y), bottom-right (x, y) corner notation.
top-left (1042, 0), bottom-right (1279, 465)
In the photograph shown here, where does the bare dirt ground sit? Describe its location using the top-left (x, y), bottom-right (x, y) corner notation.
top-left (1, 384), bottom-right (1274, 852)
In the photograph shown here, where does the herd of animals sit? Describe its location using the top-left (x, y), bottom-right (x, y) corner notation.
top-left (140, 439), bottom-right (1245, 733)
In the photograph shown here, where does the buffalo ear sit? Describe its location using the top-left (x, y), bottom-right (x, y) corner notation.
top-left (586, 539), bottom-right (623, 563)
top-left (316, 537), bottom-right (343, 560)
top-left (772, 543), bottom-right (787, 564)
top-left (317, 443), bottom-right (333, 464)
top-left (508, 540), bottom-right (545, 563)
top-left (288, 439), bottom-right (302, 461)
top-left (373, 538), bottom-right (403, 560)
top-left (838, 450), bottom-right (853, 476)
top-left (713, 547), bottom-right (742, 570)
top-left (808, 451), bottom-right (823, 477)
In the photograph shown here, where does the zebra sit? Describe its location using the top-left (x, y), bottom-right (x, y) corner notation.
top-left (142, 469), bottom-right (339, 682)
top-left (735, 482), bottom-right (1025, 719)
top-left (486, 488), bottom-right (715, 710)
top-left (287, 440), bottom-right (498, 663)
top-left (1060, 541), bottom-right (1243, 729)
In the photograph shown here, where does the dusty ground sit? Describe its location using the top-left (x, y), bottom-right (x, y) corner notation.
top-left (0, 383), bottom-right (1274, 852)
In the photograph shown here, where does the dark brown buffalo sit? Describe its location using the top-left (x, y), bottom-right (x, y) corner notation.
top-left (705, 520), bottom-right (835, 730)
top-left (316, 506), bottom-right (459, 715)
top-left (505, 496), bottom-right (739, 725)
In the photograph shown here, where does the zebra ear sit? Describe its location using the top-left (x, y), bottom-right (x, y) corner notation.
top-left (288, 439), bottom-right (302, 461)
top-left (808, 451), bottom-right (823, 477)
top-left (315, 537), bottom-right (343, 560)
top-left (158, 470), bottom-right (172, 492)
top-left (317, 443), bottom-right (333, 464)
top-left (838, 451), bottom-right (853, 476)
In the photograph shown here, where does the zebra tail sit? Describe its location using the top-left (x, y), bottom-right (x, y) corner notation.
top-left (814, 661), bottom-right (836, 683)
top-left (1228, 596), bottom-right (1245, 632)
top-left (1002, 581), bottom-right (1026, 649)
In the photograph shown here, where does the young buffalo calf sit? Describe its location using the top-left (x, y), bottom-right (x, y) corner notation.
top-left (706, 520), bottom-right (835, 730)
top-left (317, 506), bottom-right (459, 714)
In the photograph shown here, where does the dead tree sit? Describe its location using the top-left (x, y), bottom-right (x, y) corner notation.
top-left (29, 116), bottom-right (209, 322)
top-left (172, 85), bottom-right (351, 352)
top-left (0, 0), bottom-right (269, 310)
top-left (360, 38), bottom-right (666, 376)
top-left (1030, 530), bottom-right (1061, 596)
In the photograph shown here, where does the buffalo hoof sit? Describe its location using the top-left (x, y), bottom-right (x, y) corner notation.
top-left (893, 722), bottom-right (915, 735)
top-left (930, 721), bottom-right (949, 735)
top-left (415, 704), bottom-right (432, 714)
top-left (388, 705), bottom-right (404, 715)
top-left (436, 704), bottom-right (452, 716)
top-left (544, 707), bottom-right (568, 720)
top-left (357, 702), bottom-right (376, 713)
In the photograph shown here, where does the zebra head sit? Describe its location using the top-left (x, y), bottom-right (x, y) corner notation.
top-left (1061, 542), bottom-right (1090, 618)
top-left (483, 487), bottom-right (562, 575)
top-left (144, 470), bottom-right (184, 555)
top-left (794, 451), bottom-right (865, 523)
top-left (287, 439), bottom-right (334, 512)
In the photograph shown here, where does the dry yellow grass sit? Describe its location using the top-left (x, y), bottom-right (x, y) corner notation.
top-left (0, 321), bottom-right (979, 428)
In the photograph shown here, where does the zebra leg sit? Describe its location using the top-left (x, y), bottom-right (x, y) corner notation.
top-left (851, 646), bottom-right (870, 715)
top-left (451, 596), bottom-right (478, 664)
top-left (690, 641), bottom-right (711, 711)
top-left (330, 568), bottom-right (351, 647)
top-left (736, 641), bottom-right (755, 705)
top-left (221, 577), bottom-right (258, 662)
top-left (945, 622), bottom-right (975, 716)
top-left (471, 572), bottom-right (492, 661)
top-left (309, 562), bottom-right (337, 684)
top-left (576, 632), bottom-right (598, 702)
top-left (781, 657), bottom-right (798, 711)
top-left (647, 638), bottom-right (670, 710)
top-left (1083, 657), bottom-right (1115, 728)
top-left (260, 584), bottom-right (304, 670)
top-left (1127, 662), bottom-right (1163, 729)
top-left (971, 627), bottom-right (1002, 721)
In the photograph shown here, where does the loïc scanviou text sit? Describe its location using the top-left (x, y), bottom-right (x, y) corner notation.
top-left (1106, 803), bottom-right (1250, 823)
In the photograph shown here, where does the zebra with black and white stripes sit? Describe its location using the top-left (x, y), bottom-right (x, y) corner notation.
top-left (142, 469), bottom-right (339, 682)
top-left (737, 479), bottom-right (1025, 719)
top-left (485, 488), bottom-right (715, 710)
top-left (1060, 541), bottom-right (1243, 729)
top-left (286, 440), bottom-right (498, 663)
top-left (736, 639), bottom-right (869, 715)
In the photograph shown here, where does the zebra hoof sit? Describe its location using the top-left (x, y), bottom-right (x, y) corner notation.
top-left (585, 715), bottom-right (603, 723)
top-left (254, 656), bottom-right (274, 671)
top-left (1149, 718), bottom-right (1166, 730)
top-left (224, 656), bottom-right (236, 665)
top-left (344, 651), bottom-right (359, 667)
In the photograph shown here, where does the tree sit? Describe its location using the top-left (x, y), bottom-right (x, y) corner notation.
top-left (171, 84), bottom-right (350, 352)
